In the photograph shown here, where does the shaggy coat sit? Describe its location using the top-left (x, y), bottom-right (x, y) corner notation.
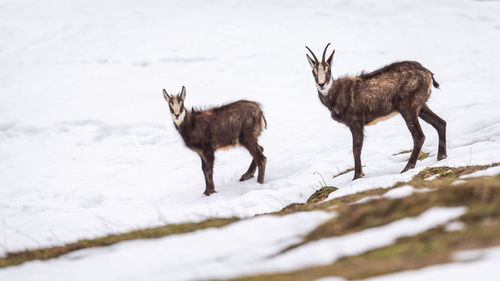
top-left (163, 87), bottom-right (266, 195)
top-left (307, 44), bottom-right (447, 179)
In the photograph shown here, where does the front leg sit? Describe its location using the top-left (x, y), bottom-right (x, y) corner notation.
top-left (349, 125), bottom-right (365, 180)
top-left (200, 151), bottom-right (215, 196)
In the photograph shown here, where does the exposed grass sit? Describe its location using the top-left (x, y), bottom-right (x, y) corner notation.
top-left (307, 186), bottom-right (338, 204)
top-left (280, 163), bottom-right (499, 252)
top-left (411, 166), bottom-right (452, 181)
top-left (0, 217), bottom-right (238, 268)
top-left (332, 166), bottom-right (366, 179)
top-left (418, 151), bottom-right (430, 161)
top-left (272, 163), bottom-right (500, 217)
top-left (227, 172), bottom-right (500, 281)
top-left (274, 163), bottom-right (500, 218)
top-left (393, 149), bottom-right (430, 161)
top-left (411, 163), bottom-right (500, 182)
top-left (332, 167), bottom-right (355, 178)
top-left (272, 187), bottom-right (387, 217)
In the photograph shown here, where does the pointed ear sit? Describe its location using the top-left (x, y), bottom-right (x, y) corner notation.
top-left (162, 89), bottom-right (170, 101)
top-left (180, 86), bottom-right (186, 100)
top-left (306, 54), bottom-right (315, 68)
top-left (326, 49), bottom-right (335, 65)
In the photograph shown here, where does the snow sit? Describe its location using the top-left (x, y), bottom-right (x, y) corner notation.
top-left (352, 185), bottom-right (432, 204)
top-left (364, 246), bottom-right (500, 281)
top-left (0, 207), bottom-right (464, 281)
top-left (459, 166), bottom-right (500, 179)
top-left (444, 221), bottom-right (466, 232)
top-left (424, 174), bottom-right (439, 181)
top-left (452, 179), bottom-right (467, 185)
top-left (384, 186), bottom-right (428, 199)
top-left (1, 0), bottom-right (500, 275)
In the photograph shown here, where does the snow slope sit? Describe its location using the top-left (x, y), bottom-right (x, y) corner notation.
top-left (351, 185), bottom-right (432, 204)
top-left (0, 208), bottom-right (464, 281)
top-left (1, 0), bottom-right (500, 260)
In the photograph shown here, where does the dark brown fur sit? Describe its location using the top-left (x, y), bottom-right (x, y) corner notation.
top-left (307, 45), bottom-right (447, 180)
top-left (163, 87), bottom-right (267, 195)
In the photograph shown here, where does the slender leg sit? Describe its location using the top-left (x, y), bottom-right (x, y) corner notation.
top-left (201, 151), bottom-right (215, 196)
top-left (240, 145), bottom-right (264, 181)
top-left (349, 125), bottom-right (365, 180)
top-left (239, 160), bottom-right (256, 181)
top-left (419, 104), bottom-right (447, 160)
top-left (243, 143), bottom-right (266, 184)
top-left (401, 112), bottom-right (426, 173)
top-left (256, 144), bottom-right (267, 184)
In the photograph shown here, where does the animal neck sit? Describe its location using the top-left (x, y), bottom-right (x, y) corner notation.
top-left (317, 76), bottom-right (334, 96)
top-left (173, 109), bottom-right (191, 132)
top-left (318, 76), bottom-right (336, 106)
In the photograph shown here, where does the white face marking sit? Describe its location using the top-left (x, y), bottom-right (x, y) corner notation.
top-left (317, 66), bottom-right (327, 85)
top-left (171, 110), bottom-right (185, 126)
top-left (170, 98), bottom-right (185, 126)
top-left (315, 64), bottom-right (333, 96)
top-left (317, 76), bottom-right (333, 96)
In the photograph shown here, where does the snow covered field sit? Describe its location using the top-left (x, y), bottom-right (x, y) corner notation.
top-left (1, 0), bottom-right (500, 279)
top-left (0, 208), bottom-right (464, 281)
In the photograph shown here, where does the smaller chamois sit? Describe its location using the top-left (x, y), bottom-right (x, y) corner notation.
top-left (163, 86), bottom-right (267, 196)
top-left (306, 43), bottom-right (447, 180)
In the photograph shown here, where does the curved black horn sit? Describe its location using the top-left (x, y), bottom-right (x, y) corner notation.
top-left (322, 43), bottom-right (331, 63)
top-left (305, 46), bottom-right (319, 62)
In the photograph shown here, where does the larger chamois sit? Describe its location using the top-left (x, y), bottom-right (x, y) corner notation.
top-left (163, 86), bottom-right (267, 196)
top-left (306, 43), bottom-right (447, 180)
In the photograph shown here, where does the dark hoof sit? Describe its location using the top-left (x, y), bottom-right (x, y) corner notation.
top-left (353, 173), bottom-right (364, 180)
top-left (239, 174), bottom-right (254, 181)
top-left (203, 190), bottom-right (216, 196)
top-left (257, 177), bottom-right (264, 184)
top-left (401, 165), bottom-right (414, 173)
top-left (437, 154), bottom-right (447, 161)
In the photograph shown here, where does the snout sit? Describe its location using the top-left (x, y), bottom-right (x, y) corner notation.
top-left (318, 82), bottom-right (325, 89)
top-left (174, 113), bottom-right (180, 119)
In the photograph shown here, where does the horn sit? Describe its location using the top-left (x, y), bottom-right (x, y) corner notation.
top-left (322, 43), bottom-right (331, 63)
top-left (305, 46), bottom-right (319, 62)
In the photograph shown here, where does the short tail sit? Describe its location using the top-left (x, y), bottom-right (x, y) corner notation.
top-left (432, 74), bottom-right (440, 89)
top-left (261, 115), bottom-right (267, 130)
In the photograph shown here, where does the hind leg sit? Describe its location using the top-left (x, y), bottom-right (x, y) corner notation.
top-left (240, 145), bottom-right (264, 181)
top-left (242, 143), bottom-right (266, 183)
top-left (419, 104), bottom-right (447, 160)
top-left (401, 111), bottom-right (426, 173)
top-left (239, 160), bottom-right (256, 181)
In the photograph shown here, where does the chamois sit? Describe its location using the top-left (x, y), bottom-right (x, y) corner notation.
top-left (163, 86), bottom-right (267, 196)
top-left (306, 43), bottom-right (447, 180)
